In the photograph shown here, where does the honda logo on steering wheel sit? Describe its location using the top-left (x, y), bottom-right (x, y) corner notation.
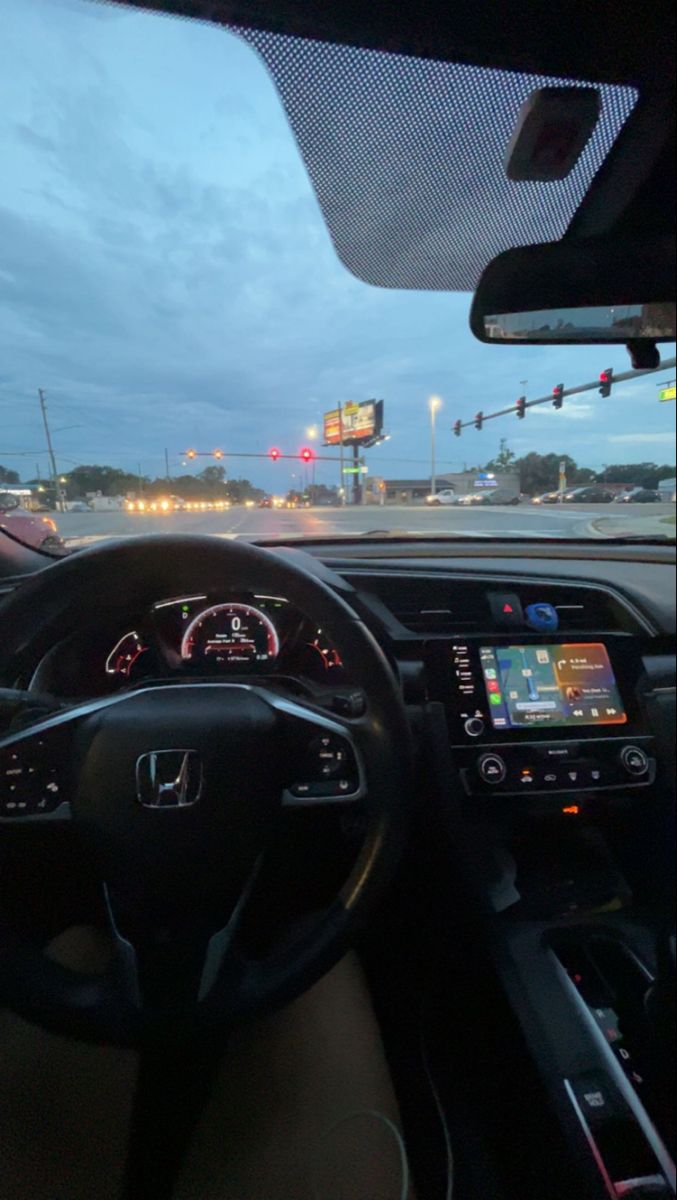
top-left (136, 750), bottom-right (203, 808)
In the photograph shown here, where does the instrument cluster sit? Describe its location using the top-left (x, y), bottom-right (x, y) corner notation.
top-left (104, 593), bottom-right (346, 687)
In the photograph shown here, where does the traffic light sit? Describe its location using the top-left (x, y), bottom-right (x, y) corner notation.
top-left (516, 395), bottom-right (527, 419)
top-left (552, 383), bottom-right (565, 410)
top-left (300, 447), bottom-right (314, 464)
top-left (213, 449), bottom-right (224, 459)
top-left (453, 420), bottom-right (462, 437)
top-left (599, 368), bottom-right (614, 398)
top-left (186, 449), bottom-right (197, 460)
top-left (474, 411), bottom-right (484, 431)
top-left (269, 447), bottom-right (281, 463)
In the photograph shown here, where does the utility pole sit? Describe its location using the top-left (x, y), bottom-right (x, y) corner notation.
top-left (165, 448), bottom-right (171, 484)
top-left (38, 389), bottom-right (61, 511)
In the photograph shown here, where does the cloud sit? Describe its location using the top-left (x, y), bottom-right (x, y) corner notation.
top-left (607, 432), bottom-right (677, 445)
top-left (0, 0), bottom-right (675, 491)
top-left (530, 402), bottom-right (595, 422)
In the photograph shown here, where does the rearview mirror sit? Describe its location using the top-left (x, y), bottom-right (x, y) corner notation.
top-left (471, 237), bottom-right (676, 345)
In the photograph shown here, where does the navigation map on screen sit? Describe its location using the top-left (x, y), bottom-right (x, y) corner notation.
top-left (480, 643), bottom-right (628, 730)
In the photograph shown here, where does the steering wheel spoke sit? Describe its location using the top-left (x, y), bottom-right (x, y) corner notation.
top-left (266, 691), bottom-right (367, 807)
top-left (0, 704), bottom-right (80, 824)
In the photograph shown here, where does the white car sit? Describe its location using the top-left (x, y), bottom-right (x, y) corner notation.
top-left (425, 489), bottom-right (458, 506)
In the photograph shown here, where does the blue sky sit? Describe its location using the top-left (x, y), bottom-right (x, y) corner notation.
top-left (1, 0), bottom-right (675, 491)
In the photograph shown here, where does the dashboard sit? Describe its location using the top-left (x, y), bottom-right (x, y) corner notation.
top-left (16, 547), bottom-right (676, 811)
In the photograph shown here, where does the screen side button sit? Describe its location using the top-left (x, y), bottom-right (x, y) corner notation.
top-left (464, 717), bottom-right (486, 738)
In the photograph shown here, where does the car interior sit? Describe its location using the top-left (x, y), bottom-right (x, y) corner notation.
top-left (1, 2), bottom-right (675, 1199)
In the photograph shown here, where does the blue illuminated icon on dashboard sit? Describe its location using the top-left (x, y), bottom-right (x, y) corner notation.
top-left (525, 602), bottom-right (559, 633)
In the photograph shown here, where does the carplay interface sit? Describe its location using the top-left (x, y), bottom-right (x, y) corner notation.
top-left (479, 643), bottom-right (628, 730)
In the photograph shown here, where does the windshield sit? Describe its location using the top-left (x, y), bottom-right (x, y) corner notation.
top-left (1, 0), bottom-right (675, 555)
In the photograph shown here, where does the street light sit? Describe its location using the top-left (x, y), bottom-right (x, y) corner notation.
top-left (428, 395), bottom-right (443, 497)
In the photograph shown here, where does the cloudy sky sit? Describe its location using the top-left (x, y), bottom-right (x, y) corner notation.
top-left (1, 0), bottom-right (675, 492)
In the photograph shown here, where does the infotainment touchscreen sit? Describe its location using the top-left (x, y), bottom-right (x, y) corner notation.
top-left (479, 643), bottom-right (628, 730)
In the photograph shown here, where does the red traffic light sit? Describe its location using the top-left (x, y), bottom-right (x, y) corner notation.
top-left (599, 368), bottom-right (614, 398)
top-left (213, 449), bottom-right (224, 460)
top-left (453, 420), bottom-right (462, 438)
top-left (552, 383), bottom-right (564, 410)
top-left (516, 395), bottom-right (527, 419)
top-left (300, 447), bottom-right (314, 463)
top-left (269, 447), bottom-right (281, 462)
top-left (186, 449), bottom-right (197, 460)
top-left (474, 412), bottom-right (484, 431)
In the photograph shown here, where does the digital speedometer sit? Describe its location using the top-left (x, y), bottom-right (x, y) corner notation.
top-left (180, 602), bottom-right (280, 669)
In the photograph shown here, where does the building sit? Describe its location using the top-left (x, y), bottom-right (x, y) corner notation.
top-left (86, 492), bottom-right (126, 511)
top-left (384, 477), bottom-right (455, 504)
top-left (383, 472), bottom-right (520, 504)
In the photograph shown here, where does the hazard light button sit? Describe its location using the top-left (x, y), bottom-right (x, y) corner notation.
top-left (488, 593), bottom-right (524, 629)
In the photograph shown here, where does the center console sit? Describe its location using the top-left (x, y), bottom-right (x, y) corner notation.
top-left (426, 633), bottom-right (657, 801)
top-left (421, 607), bottom-right (674, 1196)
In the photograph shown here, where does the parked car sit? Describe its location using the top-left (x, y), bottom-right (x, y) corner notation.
top-left (473, 489), bottom-right (521, 506)
top-left (425, 489), bottom-right (458, 506)
top-left (563, 486), bottom-right (615, 504)
top-left (614, 488), bottom-right (663, 504)
top-left (531, 490), bottom-right (567, 505)
top-left (0, 493), bottom-right (65, 553)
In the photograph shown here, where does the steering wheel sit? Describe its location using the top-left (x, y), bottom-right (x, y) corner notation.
top-left (0, 536), bottom-right (411, 1047)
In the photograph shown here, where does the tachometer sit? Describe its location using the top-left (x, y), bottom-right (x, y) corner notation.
top-left (180, 603), bottom-right (280, 669)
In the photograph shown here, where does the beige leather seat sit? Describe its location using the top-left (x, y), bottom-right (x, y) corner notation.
top-left (0, 929), bottom-right (416, 1200)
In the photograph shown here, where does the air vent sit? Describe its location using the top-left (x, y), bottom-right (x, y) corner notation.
top-left (353, 576), bottom-right (492, 633)
top-left (348, 574), bottom-right (642, 636)
top-left (515, 584), bottom-right (633, 633)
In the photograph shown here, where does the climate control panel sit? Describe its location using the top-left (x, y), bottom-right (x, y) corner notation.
top-left (455, 737), bottom-right (656, 797)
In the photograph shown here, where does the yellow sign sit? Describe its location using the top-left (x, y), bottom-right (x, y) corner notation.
top-left (659, 384), bottom-right (676, 402)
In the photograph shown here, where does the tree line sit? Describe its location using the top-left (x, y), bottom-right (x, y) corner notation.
top-left (481, 442), bottom-right (675, 495)
top-left (2, 453), bottom-right (675, 502)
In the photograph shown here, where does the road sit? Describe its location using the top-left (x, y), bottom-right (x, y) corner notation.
top-left (53, 503), bottom-right (676, 547)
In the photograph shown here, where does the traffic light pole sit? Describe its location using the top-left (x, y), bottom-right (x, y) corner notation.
top-left (338, 403), bottom-right (346, 506)
top-left (452, 357), bottom-right (677, 432)
top-left (352, 444), bottom-right (361, 506)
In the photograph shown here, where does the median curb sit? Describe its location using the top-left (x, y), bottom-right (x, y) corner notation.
top-left (585, 514), bottom-right (675, 539)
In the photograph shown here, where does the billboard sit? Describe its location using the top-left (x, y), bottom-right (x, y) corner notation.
top-left (324, 400), bottom-right (384, 446)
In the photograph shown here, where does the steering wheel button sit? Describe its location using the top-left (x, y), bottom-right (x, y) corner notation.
top-left (290, 782), bottom-right (312, 798)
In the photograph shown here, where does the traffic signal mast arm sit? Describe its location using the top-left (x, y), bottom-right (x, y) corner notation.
top-left (451, 357), bottom-right (676, 432)
top-left (183, 450), bottom-right (337, 461)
